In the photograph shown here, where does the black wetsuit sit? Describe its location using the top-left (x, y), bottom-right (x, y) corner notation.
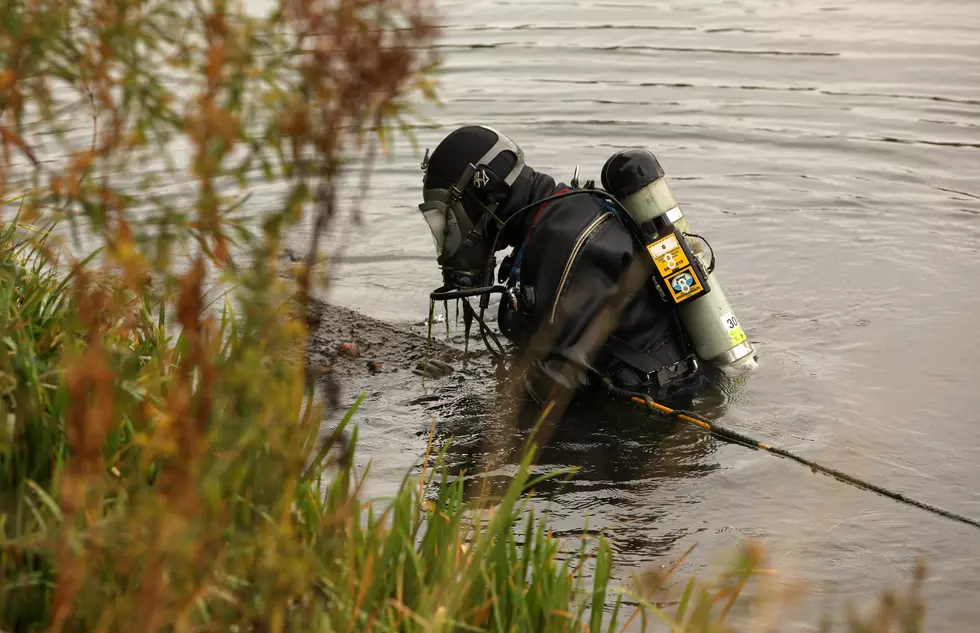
top-left (492, 169), bottom-right (700, 403)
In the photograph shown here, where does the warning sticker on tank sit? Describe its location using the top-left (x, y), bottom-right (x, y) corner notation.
top-left (720, 311), bottom-right (748, 346)
top-left (665, 266), bottom-right (704, 303)
top-left (647, 234), bottom-right (690, 278)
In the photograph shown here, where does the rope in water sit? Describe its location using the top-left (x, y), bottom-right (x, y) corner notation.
top-left (601, 378), bottom-right (980, 531)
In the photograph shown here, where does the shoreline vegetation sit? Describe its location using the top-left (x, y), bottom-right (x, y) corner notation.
top-left (1, 0), bottom-right (929, 631)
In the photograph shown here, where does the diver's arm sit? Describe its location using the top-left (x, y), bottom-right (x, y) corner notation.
top-left (520, 275), bottom-right (623, 404)
top-left (520, 239), bottom-right (656, 404)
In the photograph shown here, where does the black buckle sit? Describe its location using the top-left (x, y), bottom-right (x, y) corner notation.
top-left (603, 336), bottom-right (700, 392)
top-left (647, 354), bottom-right (699, 388)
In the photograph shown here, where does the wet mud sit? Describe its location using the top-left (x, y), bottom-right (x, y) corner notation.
top-left (307, 299), bottom-right (463, 386)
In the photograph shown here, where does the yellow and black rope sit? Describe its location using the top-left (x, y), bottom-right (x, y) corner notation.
top-left (602, 378), bottom-right (980, 531)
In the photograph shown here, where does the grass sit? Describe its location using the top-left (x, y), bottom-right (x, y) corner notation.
top-left (0, 218), bottom-right (932, 633)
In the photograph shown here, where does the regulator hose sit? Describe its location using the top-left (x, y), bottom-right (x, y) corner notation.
top-left (425, 285), bottom-right (507, 361)
top-left (602, 378), bottom-right (980, 531)
top-left (429, 284), bottom-right (506, 302)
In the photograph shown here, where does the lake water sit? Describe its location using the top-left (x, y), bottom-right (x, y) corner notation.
top-left (11, 0), bottom-right (979, 628)
top-left (310, 0), bottom-right (980, 630)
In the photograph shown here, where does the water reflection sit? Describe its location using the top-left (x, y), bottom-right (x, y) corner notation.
top-left (417, 353), bottom-right (749, 546)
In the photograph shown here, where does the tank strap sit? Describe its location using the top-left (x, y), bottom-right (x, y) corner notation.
top-left (593, 193), bottom-right (697, 358)
top-left (605, 334), bottom-right (699, 379)
top-left (605, 335), bottom-right (672, 375)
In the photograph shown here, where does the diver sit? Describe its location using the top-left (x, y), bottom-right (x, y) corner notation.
top-left (417, 124), bottom-right (756, 406)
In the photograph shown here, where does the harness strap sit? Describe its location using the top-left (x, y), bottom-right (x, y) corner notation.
top-left (604, 334), bottom-right (701, 391)
top-left (530, 187), bottom-right (570, 229)
top-left (604, 335), bottom-right (666, 375)
top-left (508, 187), bottom-right (571, 287)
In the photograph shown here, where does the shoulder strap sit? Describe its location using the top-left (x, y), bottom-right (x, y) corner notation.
top-left (506, 187), bottom-right (571, 288)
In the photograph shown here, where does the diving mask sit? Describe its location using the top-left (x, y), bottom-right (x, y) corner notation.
top-left (418, 185), bottom-right (493, 288)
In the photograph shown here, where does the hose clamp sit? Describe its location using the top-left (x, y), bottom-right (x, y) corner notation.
top-left (507, 284), bottom-right (520, 311)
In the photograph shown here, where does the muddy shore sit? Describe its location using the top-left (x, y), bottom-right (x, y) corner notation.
top-left (299, 272), bottom-right (510, 425)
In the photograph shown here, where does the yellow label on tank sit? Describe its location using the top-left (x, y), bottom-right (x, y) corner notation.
top-left (728, 326), bottom-right (747, 345)
top-left (646, 234), bottom-right (690, 278)
top-left (720, 312), bottom-right (748, 346)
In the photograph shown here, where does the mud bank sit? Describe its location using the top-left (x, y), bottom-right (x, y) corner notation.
top-left (278, 244), bottom-right (495, 412)
top-left (301, 290), bottom-right (509, 420)
top-left (300, 295), bottom-right (518, 501)
top-left (307, 299), bottom-right (465, 382)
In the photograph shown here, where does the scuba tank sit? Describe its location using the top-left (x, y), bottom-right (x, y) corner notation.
top-left (600, 149), bottom-right (758, 372)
